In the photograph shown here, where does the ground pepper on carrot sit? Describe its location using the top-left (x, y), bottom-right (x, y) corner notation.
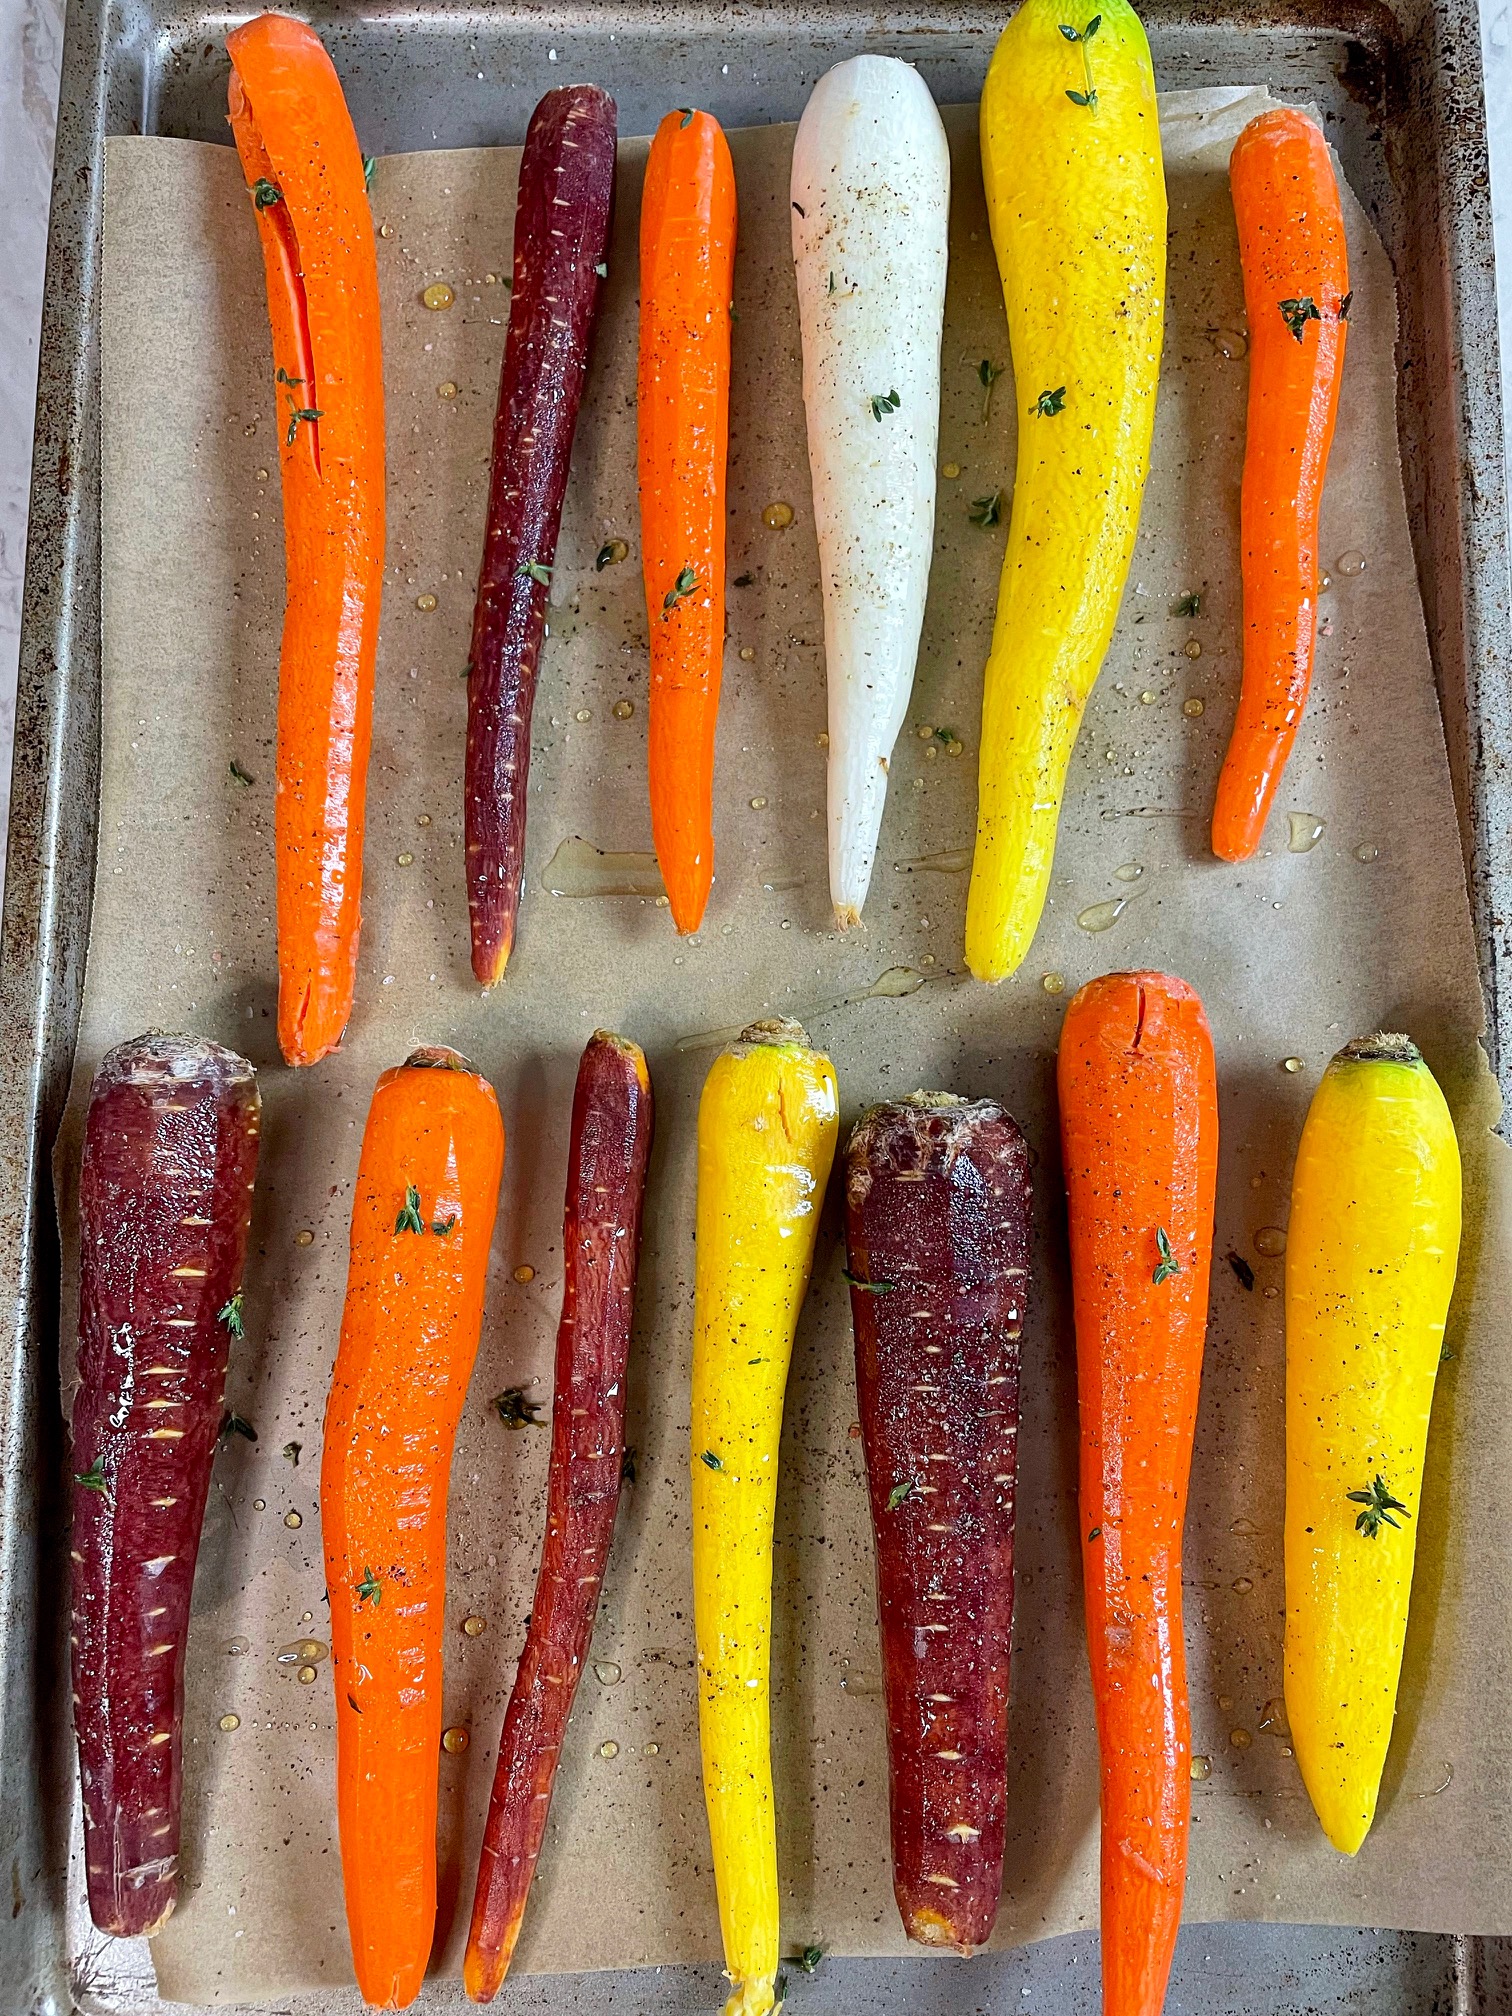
top-left (322, 1047), bottom-right (504, 2009)
top-left (638, 106), bottom-right (737, 936)
top-left (227, 13), bottom-right (385, 1066)
top-left (1058, 972), bottom-right (1218, 2016)
top-left (1211, 107), bottom-right (1349, 861)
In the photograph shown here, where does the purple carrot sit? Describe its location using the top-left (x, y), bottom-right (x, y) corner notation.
top-left (465, 85), bottom-right (617, 984)
top-left (69, 1034), bottom-right (261, 1937)
top-left (464, 1030), bottom-right (653, 2001)
top-left (844, 1092), bottom-right (1032, 1953)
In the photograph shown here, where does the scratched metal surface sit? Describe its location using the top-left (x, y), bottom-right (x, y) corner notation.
top-left (3, 2), bottom-right (1508, 2011)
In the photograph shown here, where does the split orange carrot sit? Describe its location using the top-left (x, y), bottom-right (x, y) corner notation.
top-left (322, 1047), bottom-right (504, 2009)
top-left (1211, 108), bottom-right (1348, 862)
top-left (637, 107), bottom-right (737, 935)
top-left (1057, 972), bottom-right (1218, 2016)
top-left (228, 14), bottom-right (385, 1064)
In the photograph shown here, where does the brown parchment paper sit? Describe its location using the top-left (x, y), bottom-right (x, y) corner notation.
top-left (64, 85), bottom-right (1512, 2008)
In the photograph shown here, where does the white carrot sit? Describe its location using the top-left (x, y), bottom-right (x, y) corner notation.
top-left (791, 56), bottom-right (950, 930)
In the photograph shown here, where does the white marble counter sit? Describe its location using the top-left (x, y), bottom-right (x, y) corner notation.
top-left (0, 5), bottom-right (1508, 893)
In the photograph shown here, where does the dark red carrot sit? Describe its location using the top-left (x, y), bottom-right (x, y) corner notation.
top-left (465, 86), bottom-right (617, 985)
top-left (844, 1092), bottom-right (1032, 1954)
top-left (464, 1030), bottom-right (654, 2001)
top-left (69, 1035), bottom-right (261, 1938)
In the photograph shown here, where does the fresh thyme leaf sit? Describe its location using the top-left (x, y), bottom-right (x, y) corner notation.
top-left (978, 356), bottom-right (1007, 421)
top-left (701, 1449), bottom-right (725, 1472)
top-left (218, 1290), bottom-right (246, 1338)
top-left (827, 270), bottom-right (836, 294)
top-left (662, 564), bottom-right (698, 615)
top-left (517, 559), bottom-right (553, 586)
top-left (348, 1692), bottom-right (363, 1713)
top-left (1034, 385), bottom-right (1068, 417)
top-left (1153, 1226), bottom-right (1180, 1285)
top-left (395, 1184), bottom-right (425, 1235)
top-left (869, 387), bottom-right (901, 421)
top-left (355, 1566), bottom-right (382, 1607)
top-left (74, 1459), bottom-right (107, 1493)
top-left (887, 1479), bottom-right (916, 1510)
top-left (1172, 591), bottom-right (1202, 618)
top-left (842, 1268), bottom-right (896, 1294)
top-left (1227, 1249), bottom-right (1256, 1292)
top-left (275, 367), bottom-right (304, 387)
top-left (1279, 295), bottom-right (1323, 341)
top-left (219, 1411), bottom-right (257, 1445)
top-left (228, 759), bottom-right (254, 786)
top-left (1441, 1342), bottom-right (1456, 1362)
top-left (1087, 1525), bottom-right (1102, 1540)
top-left (1339, 290), bottom-right (1354, 321)
top-left (1066, 87), bottom-right (1099, 107)
top-left (251, 177), bottom-right (282, 209)
top-left (493, 1385), bottom-right (546, 1430)
top-left (594, 260), bottom-right (609, 277)
top-left (432, 1215), bottom-right (458, 1238)
top-left (774, 1972), bottom-right (789, 2010)
top-left (1347, 1474), bottom-right (1410, 1538)
top-left (363, 155), bottom-right (376, 192)
top-left (798, 1945), bottom-right (825, 1974)
top-left (679, 107), bottom-right (695, 128)
top-left (969, 490), bottom-right (1004, 529)
top-left (284, 402), bottom-right (324, 447)
top-left (621, 1446), bottom-right (637, 1484)
top-left (1059, 20), bottom-right (1081, 37)
top-left (283, 1440), bottom-right (302, 1465)
top-left (1084, 12), bottom-right (1101, 35)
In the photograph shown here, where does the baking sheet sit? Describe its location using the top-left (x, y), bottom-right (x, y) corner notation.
top-left (60, 84), bottom-right (1512, 2005)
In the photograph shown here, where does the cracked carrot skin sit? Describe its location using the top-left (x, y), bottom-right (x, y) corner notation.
top-left (845, 1093), bottom-right (1032, 1953)
top-left (70, 1035), bottom-right (261, 1939)
top-left (228, 14), bottom-right (385, 1065)
top-left (322, 1047), bottom-right (504, 2009)
top-left (638, 107), bottom-right (737, 936)
top-left (1211, 108), bottom-right (1348, 861)
top-left (1057, 972), bottom-right (1217, 2016)
top-left (1284, 1034), bottom-right (1461, 1855)
top-left (692, 1019), bottom-right (838, 2016)
top-left (464, 1032), bottom-right (654, 2002)
top-left (465, 86), bottom-right (617, 985)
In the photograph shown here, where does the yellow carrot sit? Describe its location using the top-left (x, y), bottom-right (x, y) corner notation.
top-left (1284, 1033), bottom-right (1461, 1853)
top-left (691, 1019), bottom-right (839, 2016)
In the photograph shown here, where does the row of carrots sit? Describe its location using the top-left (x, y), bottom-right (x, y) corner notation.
top-left (228, 2), bottom-right (1348, 1064)
top-left (68, 978), bottom-right (1461, 2016)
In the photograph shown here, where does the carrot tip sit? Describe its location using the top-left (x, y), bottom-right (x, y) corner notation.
top-left (833, 902), bottom-right (863, 932)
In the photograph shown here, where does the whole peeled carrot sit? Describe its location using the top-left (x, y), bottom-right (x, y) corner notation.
top-left (1211, 108), bottom-right (1348, 862)
top-left (71, 1036), bottom-right (261, 1938)
top-left (464, 1031), bottom-right (654, 2001)
top-left (845, 1093), bottom-right (1032, 1953)
top-left (228, 14), bottom-right (385, 1065)
top-left (1057, 973), bottom-right (1218, 2016)
top-left (638, 107), bottom-right (737, 935)
top-left (322, 1047), bottom-right (504, 2008)
top-left (465, 86), bottom-right (617, 985)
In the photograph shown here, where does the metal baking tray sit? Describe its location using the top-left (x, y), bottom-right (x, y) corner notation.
top-left (4, 2), bottom-right (1508, 2010)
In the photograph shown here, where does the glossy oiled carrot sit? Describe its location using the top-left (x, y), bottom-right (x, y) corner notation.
top-left (228, 14), bottom-right (385, 1065)
top-left (1211, 108), bottom-right (1348, 862)
top-left (638, 107), bottom-right (737, 935)
top-left (1057, 973), bottom-right (1218, 2016)
top-left (465, 1032), bottom-right (654, 2001)
top-left (322, 1048), bottom-right (504, 2009)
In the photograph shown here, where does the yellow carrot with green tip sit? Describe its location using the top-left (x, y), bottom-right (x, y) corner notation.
top-left (966, 0), bottom-right (1166, 982)
top-left (1284, 1033), bottom-right (1462, 1853)
top-left (692, 1019), bottom-right (839, 2016)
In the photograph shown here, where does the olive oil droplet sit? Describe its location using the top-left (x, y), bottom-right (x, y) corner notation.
top-left (1253, 1225), bottom-right (1288, 1257)
top-left (442, 1726), bottom-right (469, 1754)
top-left (421, 281), bottom-right (455, 311)
top-left (1287, 812), bottom-right (1325, 853)
top-left (1077, 897), bottom-right (1130, 934)
top-left (462, 1614), bottom-right (487, 1637)
top-left (219, 1713), bottom-right (241, 1732)
top-left (1190, 1753), bottom-right (1212, 1780)
top-left (762, 501), bottom-right (794, 529)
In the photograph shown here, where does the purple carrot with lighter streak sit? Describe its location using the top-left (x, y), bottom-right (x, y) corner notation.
top-left (465, 85), bottom-right (617, 984)
top-left (464, 1030), bottom-right (654, 2002)
top-left (69, 1034), bottom-right (261, 1938)
top-left (845, 1092), bottom-right (1032, 1954)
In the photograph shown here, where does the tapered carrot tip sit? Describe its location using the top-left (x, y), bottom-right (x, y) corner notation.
top-left (473, 930), bottom-right (512, 988)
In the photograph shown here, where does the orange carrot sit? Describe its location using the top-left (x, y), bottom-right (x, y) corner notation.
top-left (322, 1047), bottom-right (504, 2009)
top-left (637, 107), bottom-right (737, 935)
top-left (228, 15), bottom-right (385, 1064)
top-left (1057, 973), bottom-right (1218, 2016)
top-left (1211, 108), bottom-right (1348, 863)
